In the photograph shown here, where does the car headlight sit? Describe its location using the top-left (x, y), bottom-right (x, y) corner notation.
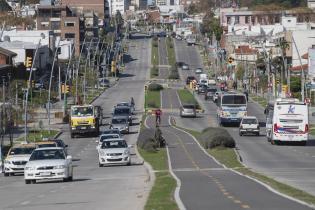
top-left (25, 166), bottom-right (35, 170)
top-left (125, 126), bottom-right (129, 129)
top-left (54, 165), bottom-right (66, 169)
top-left (4, 160), bottom-right (11, 164)
top-left (124, 150), bottom-right (129, 155)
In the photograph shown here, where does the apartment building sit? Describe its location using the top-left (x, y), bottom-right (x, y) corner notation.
top-left (36, 5), bottom-right (84, 56)
top-left (109, 0), bottom-right (129, 16)
top-left (179, 0), bottom-right (199, 8)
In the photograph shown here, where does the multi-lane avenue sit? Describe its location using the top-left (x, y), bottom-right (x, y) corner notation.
top-left (0, 35), bottom-right (152, 210)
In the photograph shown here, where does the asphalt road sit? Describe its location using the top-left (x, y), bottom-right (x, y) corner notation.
top-left (0, 36), bottom-right (152, 210)
top-left (174, 39), bottom-right (315, 196)
top-left (146, 111), bottom-right (312, 210)
top-left (158, 37), bottom-right (169, 79)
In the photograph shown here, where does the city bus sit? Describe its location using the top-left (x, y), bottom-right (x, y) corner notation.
top-left (270, 98), bottom-right (309, 145)
top-left (217, 92), bottom-right (247, 126)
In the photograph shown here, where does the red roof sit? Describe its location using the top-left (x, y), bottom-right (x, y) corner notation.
top-left (235, 45), bottom-right (257, 55)
top-left (289, 64), bottom-right (308, 71)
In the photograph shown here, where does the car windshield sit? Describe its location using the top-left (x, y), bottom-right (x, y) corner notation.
top-left (183, 105), bottom-right (195, 109)
top-left (208, 89), bottom-right (217, 93)
top-left (112, 118), bottom-right (127, 124)
top-left (222, 95), bottom-right (246, 105)
top-left (117, 103), bottom-right (129, 107)
top-left (100, 135), bottom-right (120, 142)
top-left (29, 149), bottom-right (65, 161)
top-left (9, 147), bottom-right (35, 155)
top-left (114, 108), bottom-right (130, 115)
top-left (71, 106), bottom-right (94, 117)
top-left (103, 130), bottom-right (120, 135)
top-left (242, 119), bottom-right (257, 124)
top-left (101, 140), bottom-right (127, 149)
top-left (37, 143), bottom-right (57, 148)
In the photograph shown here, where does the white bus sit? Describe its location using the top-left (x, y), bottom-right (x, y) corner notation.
top-left (271, 98), bottom-right (309, 145)
top-left (217, 93), bottom-right (247, 126)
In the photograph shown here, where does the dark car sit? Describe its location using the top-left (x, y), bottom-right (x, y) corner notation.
top-left (175, 62), bottom-right (185, 68)
top-left (113, 106), bottom-right (132, 125)
top-left (197, 84), bottom-right (208, 94)
top-left (49, 139), bottom-right (68, 154)
top-left (205, 88), bottom-right (217, 100)
top-left (186, 76), bottom-right (196, 85)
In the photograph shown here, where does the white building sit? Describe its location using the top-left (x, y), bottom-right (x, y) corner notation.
top-left (109, 0), bottom-right (129, 16)
top-left (308, 0), bottom-right (315, 9)
top-left (0, 41), bottom-right (50, 71)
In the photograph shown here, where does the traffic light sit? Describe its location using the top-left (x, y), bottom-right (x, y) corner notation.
top-left (25, 56), bottom-right (32, 68)
top-left (276, 78), bottom-right (280, 84)
top-left (228, 57), bottom-right (234, 64)
top-left (111, 61), bottom-right (116, 73)
top-left (32, 80), bottom-right (35, 87)
top-left (66, 85), bottom-right (70, 93)
top-left (61, 84), bottom-right (70, 93)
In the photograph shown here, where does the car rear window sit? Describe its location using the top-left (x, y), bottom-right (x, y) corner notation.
top-left (183, 105), bottom-right (195, 109)
top-left (242, 119), bottom-right (257, 124)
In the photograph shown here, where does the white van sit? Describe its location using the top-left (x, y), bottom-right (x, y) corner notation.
top-left (271, 98), bottom-right (308, 145)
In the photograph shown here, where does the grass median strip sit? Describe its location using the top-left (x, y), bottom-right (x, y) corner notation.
top-left (16, 129), bottom-right (59, 142)
top-left (179, 126), bottom-right (315, 206)
top-left (145, 90), bottom-right (161, 109)
top-left (250, 94), bottom-right (268, 108)
top-left (177, 89), bottom-right (200, 109)
top-left (138, 148), bottom-right (179, 210)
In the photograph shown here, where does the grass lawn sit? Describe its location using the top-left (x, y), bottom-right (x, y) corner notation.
top-left (182, 127), bottom-right (315, 206)
top-left (150, 66), bottom-right (159, 78)
top-left (166, 38), bottom-right (176, 66)
top-left (152, 40), bottom-right (159, 66)
top-left (177, 89), bottom-right (200, 109)
top-left (138, 147), bottom-right (178, 210)
top-left (144, 172), bottom-right (178, 210)
top-left (250, 94), bottom-right (268, 108)
top-left (138, 148), bottom-right (168, 171)
top-left (16, 129), bottom-right (59, 142)
top-left (145, 90), bottom-right (161, 109)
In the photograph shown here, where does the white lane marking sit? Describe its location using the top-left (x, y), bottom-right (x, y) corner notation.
top-left (170, 118), bottom-right (315, 209)
top-left (20, 201), bottom-right (30, 205)
top-left (37, 195), bottom-right (44, 198)
top-left (166, 144), bottom-right (187, 210)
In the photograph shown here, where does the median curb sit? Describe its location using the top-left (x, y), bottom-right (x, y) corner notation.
top-left (53, 131), bottom-right (63, 139)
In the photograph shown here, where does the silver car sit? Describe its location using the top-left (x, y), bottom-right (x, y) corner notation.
top-left (180, 104), bottom-right (196, 118)
top-left (182, 64), bottom-right (189, 70)
top-left (110, 116), bottom-right (130, 134)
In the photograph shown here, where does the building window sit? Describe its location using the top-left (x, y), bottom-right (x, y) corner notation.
top-left (65, 22), bottom-right (75, 27)
top-left (227, 17), bottom-right (231, 24)
top-left (51, 21), bottom-right (61, 30)
top-left (245, 16), bottom-right (250, 24)
top-left (275, 16), bottom-right (280, 23)
top-left (235, 16), bottom-right (239, 24)
top-left (65, 33), bottom-right (75, 38)
top-left (52, 11), bottom-right (61, 18)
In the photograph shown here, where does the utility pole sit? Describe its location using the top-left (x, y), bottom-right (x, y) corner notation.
top-left (83, 38), bottom-right (95, 104)
top-left (292, 36), bottom-right (305, 101)
top-left (75, 34), bottom-right (87, 105)
top-left (63, 44), bottom-right (75, 116)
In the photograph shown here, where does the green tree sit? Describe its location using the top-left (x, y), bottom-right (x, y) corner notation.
top-left (236, 64), bottom-right (245, 80)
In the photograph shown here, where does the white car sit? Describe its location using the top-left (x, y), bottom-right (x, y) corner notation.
top-left (4, 143), bottom-right (36, 176)
top-left (213, 91), bottom-right (220, 103)
top-left (98, 139), bottom-right (131, 167)
top-left (195, 68), bottom-right (203, 74)
top-left (96, 134), bottom-right (121, 150)
top-left (24, 147), bottom-right (73, 184)
top-left (239, 116), bottom-right (260, 136)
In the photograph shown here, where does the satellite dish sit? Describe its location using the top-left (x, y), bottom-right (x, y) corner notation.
top-left (3, 36), bottom-right (10, 42)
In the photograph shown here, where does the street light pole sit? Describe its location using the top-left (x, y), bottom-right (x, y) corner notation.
top-left (24, 38), bottom-right (43, 143)
top-left (63, 43), bottom-right (75, 116)
top-left (47, 39), bottom-right (60, 131)
top-left (292, 36), bottom-right (306, 101)
top-left (83, 37), bottom-right (96, 104)
top-left (75, 34), bottom-right (87, 105)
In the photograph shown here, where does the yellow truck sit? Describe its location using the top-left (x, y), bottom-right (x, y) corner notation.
top-left (69, 105), bottom-right (102, 138)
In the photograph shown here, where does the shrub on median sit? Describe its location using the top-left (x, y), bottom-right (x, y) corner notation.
top-left (200, 127), bottom-right (235, 149)
top-left (148, 83), bottom-right (163, 91)
top-left (138, 127), bottom-right (166, 152)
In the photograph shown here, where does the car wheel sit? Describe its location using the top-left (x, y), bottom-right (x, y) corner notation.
top-left (25, 180), bottom-right (31, 184)
top-left (70, 133), bottom-right (75, 138)
top-left (300, 141), bottom-right (307, 146)
top-left (4, 172), bottom-right (9, 177)
top-left (68, 176), bottom-right (73, 181)
top-left (31, 180), bottom-right (36, 184)
top-left (256, 132), bottom-right (259, 136)
top-left (239, 132), bottom-right (242, 136)
top-left (99, 163), bottom-right (103, 167)
top-left (127, 160), bottom-right (131, 166)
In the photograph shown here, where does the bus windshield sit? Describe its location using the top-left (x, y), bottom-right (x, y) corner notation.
top-left (222, 95), bottom-right (246, 105)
